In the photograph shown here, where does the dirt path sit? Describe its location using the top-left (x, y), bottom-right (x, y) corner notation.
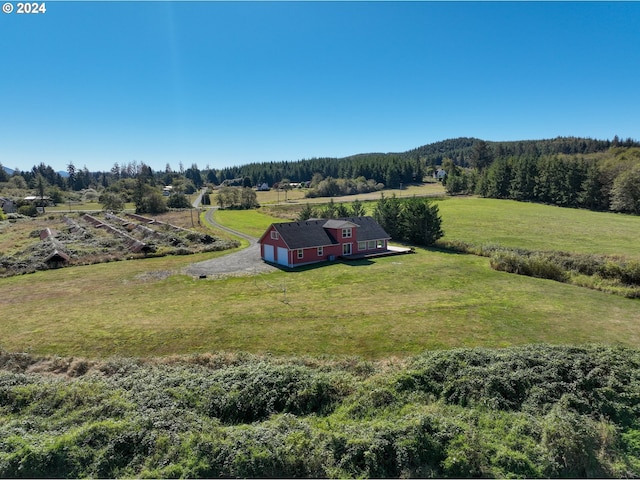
top-left (184, 208), bottom-right (277, 278)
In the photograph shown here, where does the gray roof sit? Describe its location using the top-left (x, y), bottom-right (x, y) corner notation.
top-left (322, 219), bottom-right (358, 229)
top-left (269, 216), bottom-right (390, 250)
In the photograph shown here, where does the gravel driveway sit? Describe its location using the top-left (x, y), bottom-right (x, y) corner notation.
top-left (184, 208), bottom-right (277, 278)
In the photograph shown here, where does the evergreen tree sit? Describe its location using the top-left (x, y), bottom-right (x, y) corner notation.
top-left (67, 162), bottom-right (77, 191)
top-left (297, 203), bottom-right (314, 221)
top-left (335, 203), bottom-right (350, 217)
top-left (373, 194), bottom-right (402, 239)
top-left (206, 170), bottom-right (219, 185)
top-left (484, 158), bottom-right (512, 199)
top-left (0, 163), bottom-right (8, 183)
top-left (579, 163), bottom-right (607, 210)
top-left (350, 199), bottom-right (366, 217)
top-left (470, 140), bottom-right (494, 171)
top-left (384, 165), bottom-right (401, 189)
top-left (399, 197), bottom-right (443, 246)
top-left (509, 156), bottom-right (537, 201)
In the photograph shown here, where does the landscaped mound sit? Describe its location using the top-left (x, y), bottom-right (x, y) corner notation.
top-left (1, 345), bottom-right (640, 478)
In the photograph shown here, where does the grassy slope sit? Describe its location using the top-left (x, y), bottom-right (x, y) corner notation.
top-left (2, 197), bottom-right (640, 358)
top-left (251, 181), bottom-right (445, 205)
top-left (437, 197), bottom-right (640, 257)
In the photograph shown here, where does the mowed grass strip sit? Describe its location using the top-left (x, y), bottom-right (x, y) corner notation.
top-left (1, 245), bottom-right (640, 358)
top-left (213, 208), bottom-right (282, 238)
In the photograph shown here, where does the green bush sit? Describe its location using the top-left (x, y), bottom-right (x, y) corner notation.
top-left (490, 251), bottom-right (569, 282)
top-left (166, 193), bottom-right (191, 209)
top-left (2, 347), bottom-right (640, 478)
top-left (17, 204), bottom-right (37, 217)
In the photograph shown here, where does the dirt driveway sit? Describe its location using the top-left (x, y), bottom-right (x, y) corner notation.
top-left (184, 208), bottom-right (277, 278)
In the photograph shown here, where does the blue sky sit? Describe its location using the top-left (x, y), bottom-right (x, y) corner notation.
top-left (1, 1), bottom-right (639, 173)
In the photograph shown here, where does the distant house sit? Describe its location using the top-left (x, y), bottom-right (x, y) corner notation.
top-left (23, 195), bottom-right (52, 206)
top-left (434, 169), bottom-right (447, 181)
top-left (257, 183), bottom-right (270, 191)
top-left (258, 216), bottom-right (391, 268)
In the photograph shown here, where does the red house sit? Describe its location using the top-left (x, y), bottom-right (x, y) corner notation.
top-left (258, 216), bottom-right (391, 268)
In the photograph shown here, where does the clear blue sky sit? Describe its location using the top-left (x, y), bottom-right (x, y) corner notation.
top-left (1, 1), bottom-right (639, 173)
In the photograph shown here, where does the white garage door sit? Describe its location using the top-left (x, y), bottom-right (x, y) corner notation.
top-left (276, 247), bottom-right (289, 267)
top-left (263, 244), bottom-right (275, 263)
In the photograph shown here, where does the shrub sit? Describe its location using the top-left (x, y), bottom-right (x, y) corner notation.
top-left (99, 192), bottom-right (125, 212)
top-left (136, 192), bottom-right (168, 214)
top-left (17, 204), bottom-right (37, 217)
top-left (166, 193), bottom-right (191, 209)
top-left (203, 363), bottom-right (351, 423)
top-left (490, 251), bottom-right (569, 282)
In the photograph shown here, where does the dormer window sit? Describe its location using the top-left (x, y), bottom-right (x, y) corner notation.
top-left (342, 228), bottom-right (352, 238)
top-left (270, 230), bottom-right (279, 240)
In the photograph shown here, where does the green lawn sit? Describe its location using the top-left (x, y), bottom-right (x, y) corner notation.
top-left (2, 197), bottom-right (640, 359)
top-left (436, 197), bottom-right (640, 257)
top-left (213, 209), bottom-right (278, 238)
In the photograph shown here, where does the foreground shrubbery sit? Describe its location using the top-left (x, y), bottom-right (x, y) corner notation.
top-left (1, 345), bottom-right (640, 478)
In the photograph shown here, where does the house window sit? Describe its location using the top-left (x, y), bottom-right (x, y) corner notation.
top-left (368, 240), bottom-right (376, 250)
top-left (297, 249), bottom-right (304, 259)
top-left (358, 241), bottom-right (366, 251)
top-left (342, 228), bottom-right (352, 238)
top-left (377, 240), bottom-right (384, 248)
top-left (270, 231), bottom-right (279, 240)
top-left (343, 243), bottom-right (352, 255)
top-left (317, 246), bottom-right (323, 256)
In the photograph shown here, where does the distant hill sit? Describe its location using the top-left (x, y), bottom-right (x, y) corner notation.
top-left (3, 136), bottom-right (637, 181)
top-left (219, 136), bottom-right (637, 188)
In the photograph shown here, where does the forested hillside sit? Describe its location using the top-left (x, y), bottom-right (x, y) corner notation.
top-left (1, 345), bottom-right (639, 478)
top-left (217, 136), bottom-right (634, 188)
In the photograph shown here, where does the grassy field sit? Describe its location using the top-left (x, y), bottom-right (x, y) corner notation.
top-left (2, 196), bottom-right (640, 358)
top-left (213, 209), bottom-right (277, 239)
top-left (215, 196), bottom-right (640, 258)
top-left (436, 197), bottom-right (640, 257)
top-left (253, 181), bottom-right (444, 205)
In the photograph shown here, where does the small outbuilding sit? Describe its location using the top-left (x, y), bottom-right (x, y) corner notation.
top-left (258, 216), bottom-right (391, 268)
top-left (0, 197), bottom-right (17, 214)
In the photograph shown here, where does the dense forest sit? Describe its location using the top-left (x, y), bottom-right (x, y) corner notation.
top-left (1, 345), bottom-right (640, 478)
top-left (444, 144), bottom-right (640, 214)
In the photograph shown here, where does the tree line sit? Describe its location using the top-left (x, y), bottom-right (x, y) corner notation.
top-left (3, 136), bottom-right (638, 214)
top-left (445, 145), bottom-right (640, 214)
